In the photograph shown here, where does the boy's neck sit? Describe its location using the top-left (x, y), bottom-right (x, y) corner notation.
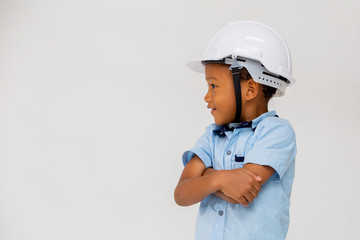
top-left (240, 103), bottom-right (269, 122)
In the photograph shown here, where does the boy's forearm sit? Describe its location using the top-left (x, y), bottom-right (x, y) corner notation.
top-left (174, 171), bottom-right (222, 206)
top-left (204, 166), bottom-right (272, 186)
top-left (202, 168), bottom-right (239, 204)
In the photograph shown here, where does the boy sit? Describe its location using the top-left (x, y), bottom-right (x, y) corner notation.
top-left (174, 21), bottom-right (297, 240)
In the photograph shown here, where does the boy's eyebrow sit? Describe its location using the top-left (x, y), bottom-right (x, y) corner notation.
top-left (206, 77), bottom-right (218, 82)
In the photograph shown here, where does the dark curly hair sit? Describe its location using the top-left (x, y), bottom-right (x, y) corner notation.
top-left (238, 67), bottom-right (277, 100)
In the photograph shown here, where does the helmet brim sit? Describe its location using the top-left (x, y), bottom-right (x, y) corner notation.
top-left (186, 59), bottom-right (205, 74)
top-left (187, 58), bottom-right (296, 86)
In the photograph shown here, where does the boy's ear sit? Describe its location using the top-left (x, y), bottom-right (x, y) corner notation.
top-left (243, 79), bottom-right (259, 101)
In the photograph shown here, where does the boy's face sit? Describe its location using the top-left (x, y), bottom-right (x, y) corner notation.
top-left (204, 63), bottom-right (236, 125)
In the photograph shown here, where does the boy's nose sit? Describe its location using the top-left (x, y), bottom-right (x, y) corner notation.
top-left (204, 88), bottom-right (211, 103)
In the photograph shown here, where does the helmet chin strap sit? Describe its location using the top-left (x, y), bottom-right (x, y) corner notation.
top-left (229, 57), bottom-right (243, 123)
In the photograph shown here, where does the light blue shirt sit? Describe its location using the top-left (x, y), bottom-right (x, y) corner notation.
top-left (182, 111), bottom-right (297, 240)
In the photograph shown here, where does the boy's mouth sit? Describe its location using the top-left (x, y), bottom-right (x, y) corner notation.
top-left (207, 105), bottom-right (216, 114)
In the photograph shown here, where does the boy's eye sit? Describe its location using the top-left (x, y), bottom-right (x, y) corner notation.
top-left (210, 84), bottom-right (216, 89)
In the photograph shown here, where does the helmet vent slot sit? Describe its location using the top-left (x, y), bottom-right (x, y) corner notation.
top-left (263, 72), bottom-right (289, 83)
top-left (234, 57), bottom-right (246, 62)
top-left (259, 77), bottom-right (282, 86)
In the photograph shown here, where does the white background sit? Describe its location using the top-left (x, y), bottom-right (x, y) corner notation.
top-left (0, 0), bottom-right (359, 239)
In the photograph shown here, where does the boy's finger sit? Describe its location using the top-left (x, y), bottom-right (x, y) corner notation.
top-left (242, 168), bottom-right (262, 182)
top-left (252, 181), bottom-right (261, 192)
top-left (249, 187), bottom-right (259, 198)
top-left (238, 196), bottom-right (249, 207)
top-left (244, 192), bottom-right (254, 203)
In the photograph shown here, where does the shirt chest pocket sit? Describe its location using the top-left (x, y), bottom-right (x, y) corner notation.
top-left (232, 154), bottom-right (245, 169)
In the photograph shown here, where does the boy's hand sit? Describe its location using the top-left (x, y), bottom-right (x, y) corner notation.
top-left (203, 168), bottom-right (240, 204)
top-left (213, 190), bottom-right (240, 204)
top-left (203, 167), bottom-right (261, 206)
top-left (218, 168), bottom-right (262, 207)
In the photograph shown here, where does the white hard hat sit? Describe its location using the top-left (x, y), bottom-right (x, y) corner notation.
top-left (187, 20), bottom-right (295, 96)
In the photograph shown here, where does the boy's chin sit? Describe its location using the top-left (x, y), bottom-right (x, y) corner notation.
top-left (214, 119), bottom-right (230, 126)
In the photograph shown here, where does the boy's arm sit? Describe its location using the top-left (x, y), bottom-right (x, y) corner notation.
top-left (203, 164), bottom-right (274, 204)
top-left (202, 168), bottom-right (239, 204)
top-left (175, 155), bottom-right (262, 207)
top-left (174, 155), bottom-right (221, 206)
top-left (243, 163), bottom-right (275, 186)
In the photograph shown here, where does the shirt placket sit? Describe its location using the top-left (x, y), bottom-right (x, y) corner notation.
top-left (215, 131), bottom-right (237, 240)
top-left (224, 131), bottom-right (235, 170)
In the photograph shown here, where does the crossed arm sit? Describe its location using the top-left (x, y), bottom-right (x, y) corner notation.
top-left (174, 154), bottom-right (275, 207)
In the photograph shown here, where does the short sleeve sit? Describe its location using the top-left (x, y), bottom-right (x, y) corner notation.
top-left (182, 126), bottom-right (213, 168)
top-left (244, 119), bottom-right (297, 182)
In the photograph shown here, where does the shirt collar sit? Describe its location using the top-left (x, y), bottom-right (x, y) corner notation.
top-left (212, 111), bottom-right (278, 136)
top-left (251, 110), bottom-right (278, 129)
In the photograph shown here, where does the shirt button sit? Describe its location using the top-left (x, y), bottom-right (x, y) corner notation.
top-left (226, 150), bottom-right (231, 155)
top-left (218, 210), bottom-right (224, 216)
